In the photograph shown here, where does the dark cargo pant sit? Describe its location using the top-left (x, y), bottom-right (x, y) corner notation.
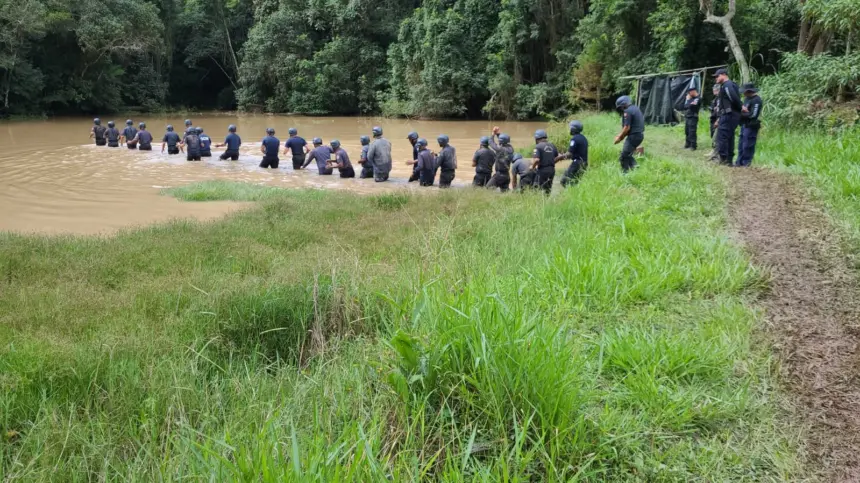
top-left (620, 133), bottom-right (643, 172)
top-left (487, 173), bottom-right (510, 192)
top-left (717, 112), bottom-right (740, 164)
top-left (684, 116), bottom-right (698, 150)
top-left (292, 154), bottom-right (306, 170)
top-left (536, 167), bottom-right (555, 194)
top-left (560, 160), bottom-right (586, 188)
top-left (473, 171), bottom-right (491, 187)
top-left (438, 169), bottom-right (455, 188)
top-left (735, 125), bottom-right (759, 167)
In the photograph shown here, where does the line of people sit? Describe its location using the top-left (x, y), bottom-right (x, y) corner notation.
top-left (88, 105), bottom-right (648, 193)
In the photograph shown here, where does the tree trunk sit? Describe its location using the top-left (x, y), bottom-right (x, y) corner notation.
top-left (4, 51), bottom-right (17, 109)
top-left (797, 0), bottom-right (809, 52)
top-left (701, 0), bottom-right (750, 84)
top-left (813, 32), bottom-right (830, 54)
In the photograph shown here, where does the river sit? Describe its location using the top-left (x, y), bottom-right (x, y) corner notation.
top-left (0, 114), bottom-right (544, 235)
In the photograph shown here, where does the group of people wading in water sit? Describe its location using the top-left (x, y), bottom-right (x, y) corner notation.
top-left (89, 98), bottom-right (645, 194)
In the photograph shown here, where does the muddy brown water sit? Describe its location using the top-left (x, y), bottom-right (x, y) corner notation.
top-left (0, 114), bottom-right (543, 235)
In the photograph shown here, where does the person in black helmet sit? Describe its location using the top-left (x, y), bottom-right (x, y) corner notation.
top-left (197, 127), bottom-right (212, 157)
top-left (328, 140), bottom-right (355, 178)
top-left (472, 136), bottom-right (495, 187)
top-left (105, 121), bottom-right (121, 148)
top-left (283, 127), bottom-right (309, 170)
top-left (162, 125), bottom-right (182, 154)
top-left (184, 119), bottom-right (193, 134)
top-left (557, 120), bottom-right (588, 188)
top-left (182, 126), bottom-right (202, 161)
top-left (713, 68), bottom-right (742, 165)
top-left (436, 135), bottom-right (457, 188)
top-left (358, 136), bottom-right (373, 179)
top-left (486, 126), bottom-right (513, 192)
top-left (259, 127), bottom-right (280, 169)
top-left (683, 87), bottom-right (701, 150)
top-left (614, 95), bottom-right (645, 172)
top-left (302, 137), bottom-right (333, 175)
top-left (215, 124), bottom-right (241, 160)
top-left (366, 126), bottom-right (392, 182)
top-left (511, 153), bottom-right (536, 191)
top-left (405, 131), bottom-right (421, 182)
top-left (90, 118), bottom-right (107, 146)
top-left (415, 138), bottom-right (437, 186)
top-left (121, 120), bottom-right (138, 149)
top-left (530, 129), bottom-right (559, 194)
top-left (132, 122), bottom-right (153, 151)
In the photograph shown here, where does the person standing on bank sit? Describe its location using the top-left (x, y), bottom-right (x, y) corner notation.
top-left (436, 135), bottom-right (457, 188)
top-left (683, 87), bottom-right (701, 150)
top-left (121, 120), bottom-right (138, 149)
top-left (511, 153), bottom-right (536, 191)
top-left (90, 118), bottom-right (107, 146)
top-left (405, 132), bottom-right (420, 182)
top-left (366, 126), bottom-right (392, 182)
top-left (328, 140), bottom-right (355, 178)
top-left (303, 137), bottom-right (334, 175)
top-left (105, 121), bottom-right (121, 148)
top-left (182, 127), bottom-right (202, 161)
top-left (472, 136), bottom-right (495, 187)
top-left (414, 138), bottom-right (437, 186)
top-left (486, 127), bottom-right (513, 192)
top-left (557, 120), bottom-right (588, 188)
top-left (713, 68), bottom-right (742, 165)
top-left (215, 124), bottom-right (241, 160)
top-left (531, 130), bottom-right (559, 194)
top-left (707, 84), bottom-right (721, 159)
top-left (259, 128), bottom-right (280, 169)
top-left (283, 128), bottom-right (309, 170)
top-left (358, 135), bottom-right (373, 179)
top-left (162, 125), bottom-right (182, 155)
top-left (613, 95), bottom-right (645, 172)
top-left (736, 83), bottom-right (763, 167)
top-left (132, 122), bottom-right (153, 151)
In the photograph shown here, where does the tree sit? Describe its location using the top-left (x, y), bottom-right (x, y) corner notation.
top-left (699, 0), bottom-right (750, 83)
top-left (0, 0), bottom-right (46, 111)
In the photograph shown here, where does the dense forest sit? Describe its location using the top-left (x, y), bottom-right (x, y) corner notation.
top-left (0, 0), bottom-right (857, 124)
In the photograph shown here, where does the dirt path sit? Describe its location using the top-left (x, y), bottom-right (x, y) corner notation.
top-left (727, 168), bottom-right (860, 481)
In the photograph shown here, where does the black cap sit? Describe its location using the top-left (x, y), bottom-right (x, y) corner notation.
top-left (741, 83), bottom-right (758, 93)
top-left (712, 68), bottom-right (728, 77)
top-left (687, 86), bottom-right (698, 92)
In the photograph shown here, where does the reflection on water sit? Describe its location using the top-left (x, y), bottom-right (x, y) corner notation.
top-left (0, 114), bottom-right (543, 234)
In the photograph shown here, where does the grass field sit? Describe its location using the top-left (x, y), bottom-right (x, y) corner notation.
top-left (1, 115), bottom-right (801, 480)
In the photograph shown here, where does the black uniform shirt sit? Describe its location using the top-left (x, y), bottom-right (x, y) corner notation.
top-left (437, 145), bottom-right (457, 172)
top-left (473, 147), bottom-right (495, 174)
top-left (533, 142), bottom-right (559, 169)
top-left (684, 96), bottom-right (701, 118)
top-left (568, 134), bottom-right (588, 165)
top-left (718, 80), bottom-right (742, 114)
top-left (740, 95), bottom-right (763, 129)
top-left (622, 105), bottom-right (645, 135)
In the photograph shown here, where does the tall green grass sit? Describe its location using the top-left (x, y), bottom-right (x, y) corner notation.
top-left (0, 114), bottom-right (799, 480)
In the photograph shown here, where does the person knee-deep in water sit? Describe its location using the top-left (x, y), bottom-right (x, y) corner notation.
top-left (302, 137), bottom-right (334, 175)
top-left (472, 136), bottom-right (494, 187)
top-left (436, 135), bottom-right (457, 188)
top-left (259, 127), bottom-right (280, 169)
top-left (90, 118), bottom-right (107, 146)
top-left (283, 128), bottom-right (309, 170)
top-left (215, 124), bottom-right (241, 161)
top-left (405, 131), bottom-right (420, 183)
top-left (328, 140), bottom-right (355, 178)
top-left (530, 129), bottom-right (559, 195)
top-left (121, 120), bottom-right (138, 149)
top-left (182, 128), bottom-right (202, 161)
top-left (358, 135), bottom-right (373, 179)
top-left (132, 122), bottom-right (153, 151)
top-left (105, 121), bottom-right (121, 148)
top-left (414, 138), bottom-right (437, 187)
top-left (161, 125), bottom-right (182, 155)
top-left (486, 128), bottom-right (513, 192)
top-left (366, 126), bottom-right (392, 182)
top-left (197, 127), bottom-right (212, 157)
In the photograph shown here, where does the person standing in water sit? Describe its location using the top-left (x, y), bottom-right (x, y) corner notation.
top-left (105, 121), bottom-right (121, 148)
top-left (184, 119), bottom-right (193, 134)
top-left (414, 138), bottom-right (437, 187)
top-left (486, 127), bottom-right (513, 192)
top-left (283, 128), bottom-right (309, 170)
top-left (511, 153), bottom-right (536, 191)
top-left (259, 127), bottom-right (280, 169)
top-left (197, 127), bottom-right (212, 157)
top-left (302, 138), bottom-right (334, 175)
top-left (132, 122), bottom-right (153, 151)
top-left (405, 131), bottom-right (420, 182)
top-left (358, 135), bottom-right (373, 179)
top-left (161, 125), bottom-right (182, 155)
top-left (90, 118), bottom-right (107, 146)
top-left (366, 126), bottom-right (392, 182)
top-left (328, 140), bottom-right (355, 178)
top-left (471, 136), bottom-right (495, 187)
top-left (215, 124), bottom-right (241, 160)
top-left (531, 129), bottom-right (559, 195)
top-left (120, 120), bottom-right (138, 149)
top-left (436, 135), bottom-right (457, 188)
top-left (182, 126), bottom-right (202, 161)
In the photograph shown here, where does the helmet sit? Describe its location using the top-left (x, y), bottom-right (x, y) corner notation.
top-left (569, 120), bottom-right (583, 135)
top-left (166, 124), bottom-right (174, 132)
top-left (498, 133), bottom-right (511, 145)
top-left (139, 122), bottom-right (146, 129)
top-left (372, 126), bottom-right (383, 137)
top-left (288, 127), bottom-right (297, 136)
top-left (195, 127), bottom-right (203, 134)
top-left (437, 134), bottom-right (449, 146)
top-left (107, 121), bottom-right (115, 128)
top-left (416, 138), bottom-right (428, 149)
top-left (407, 131), bottom-right (418, 141)
top-left (534, 129), bottom-right (548, 140)
top-left (185, 119), bottom-right (192, 126)
top-left (479, 136), bottom-right (490, 147)
top-left (615, 95), bottom-right (632, 109)
top-left (126, 119), bottom-right (133, 126)
top-left (512, 153), bottom-right (523, 161)
top-left (360, 135), bottom-right (370, 146)
top-left (266, 127), bottom-right (275, 135)
top-left (93, 118), bottom-right (101, 125)
top-left (330, 139), bottom-right (341, 149)
top-left (228, 124), bottom-right (237, 132)
top-left (313, 137), bottom-right (323, 145)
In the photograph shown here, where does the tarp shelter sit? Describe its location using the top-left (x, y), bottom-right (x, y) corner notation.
top-left (620, 66), bottom-right (726, 125)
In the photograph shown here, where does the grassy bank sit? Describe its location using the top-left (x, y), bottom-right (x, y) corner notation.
top-left (1, 115), bottom-right (799, 480)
